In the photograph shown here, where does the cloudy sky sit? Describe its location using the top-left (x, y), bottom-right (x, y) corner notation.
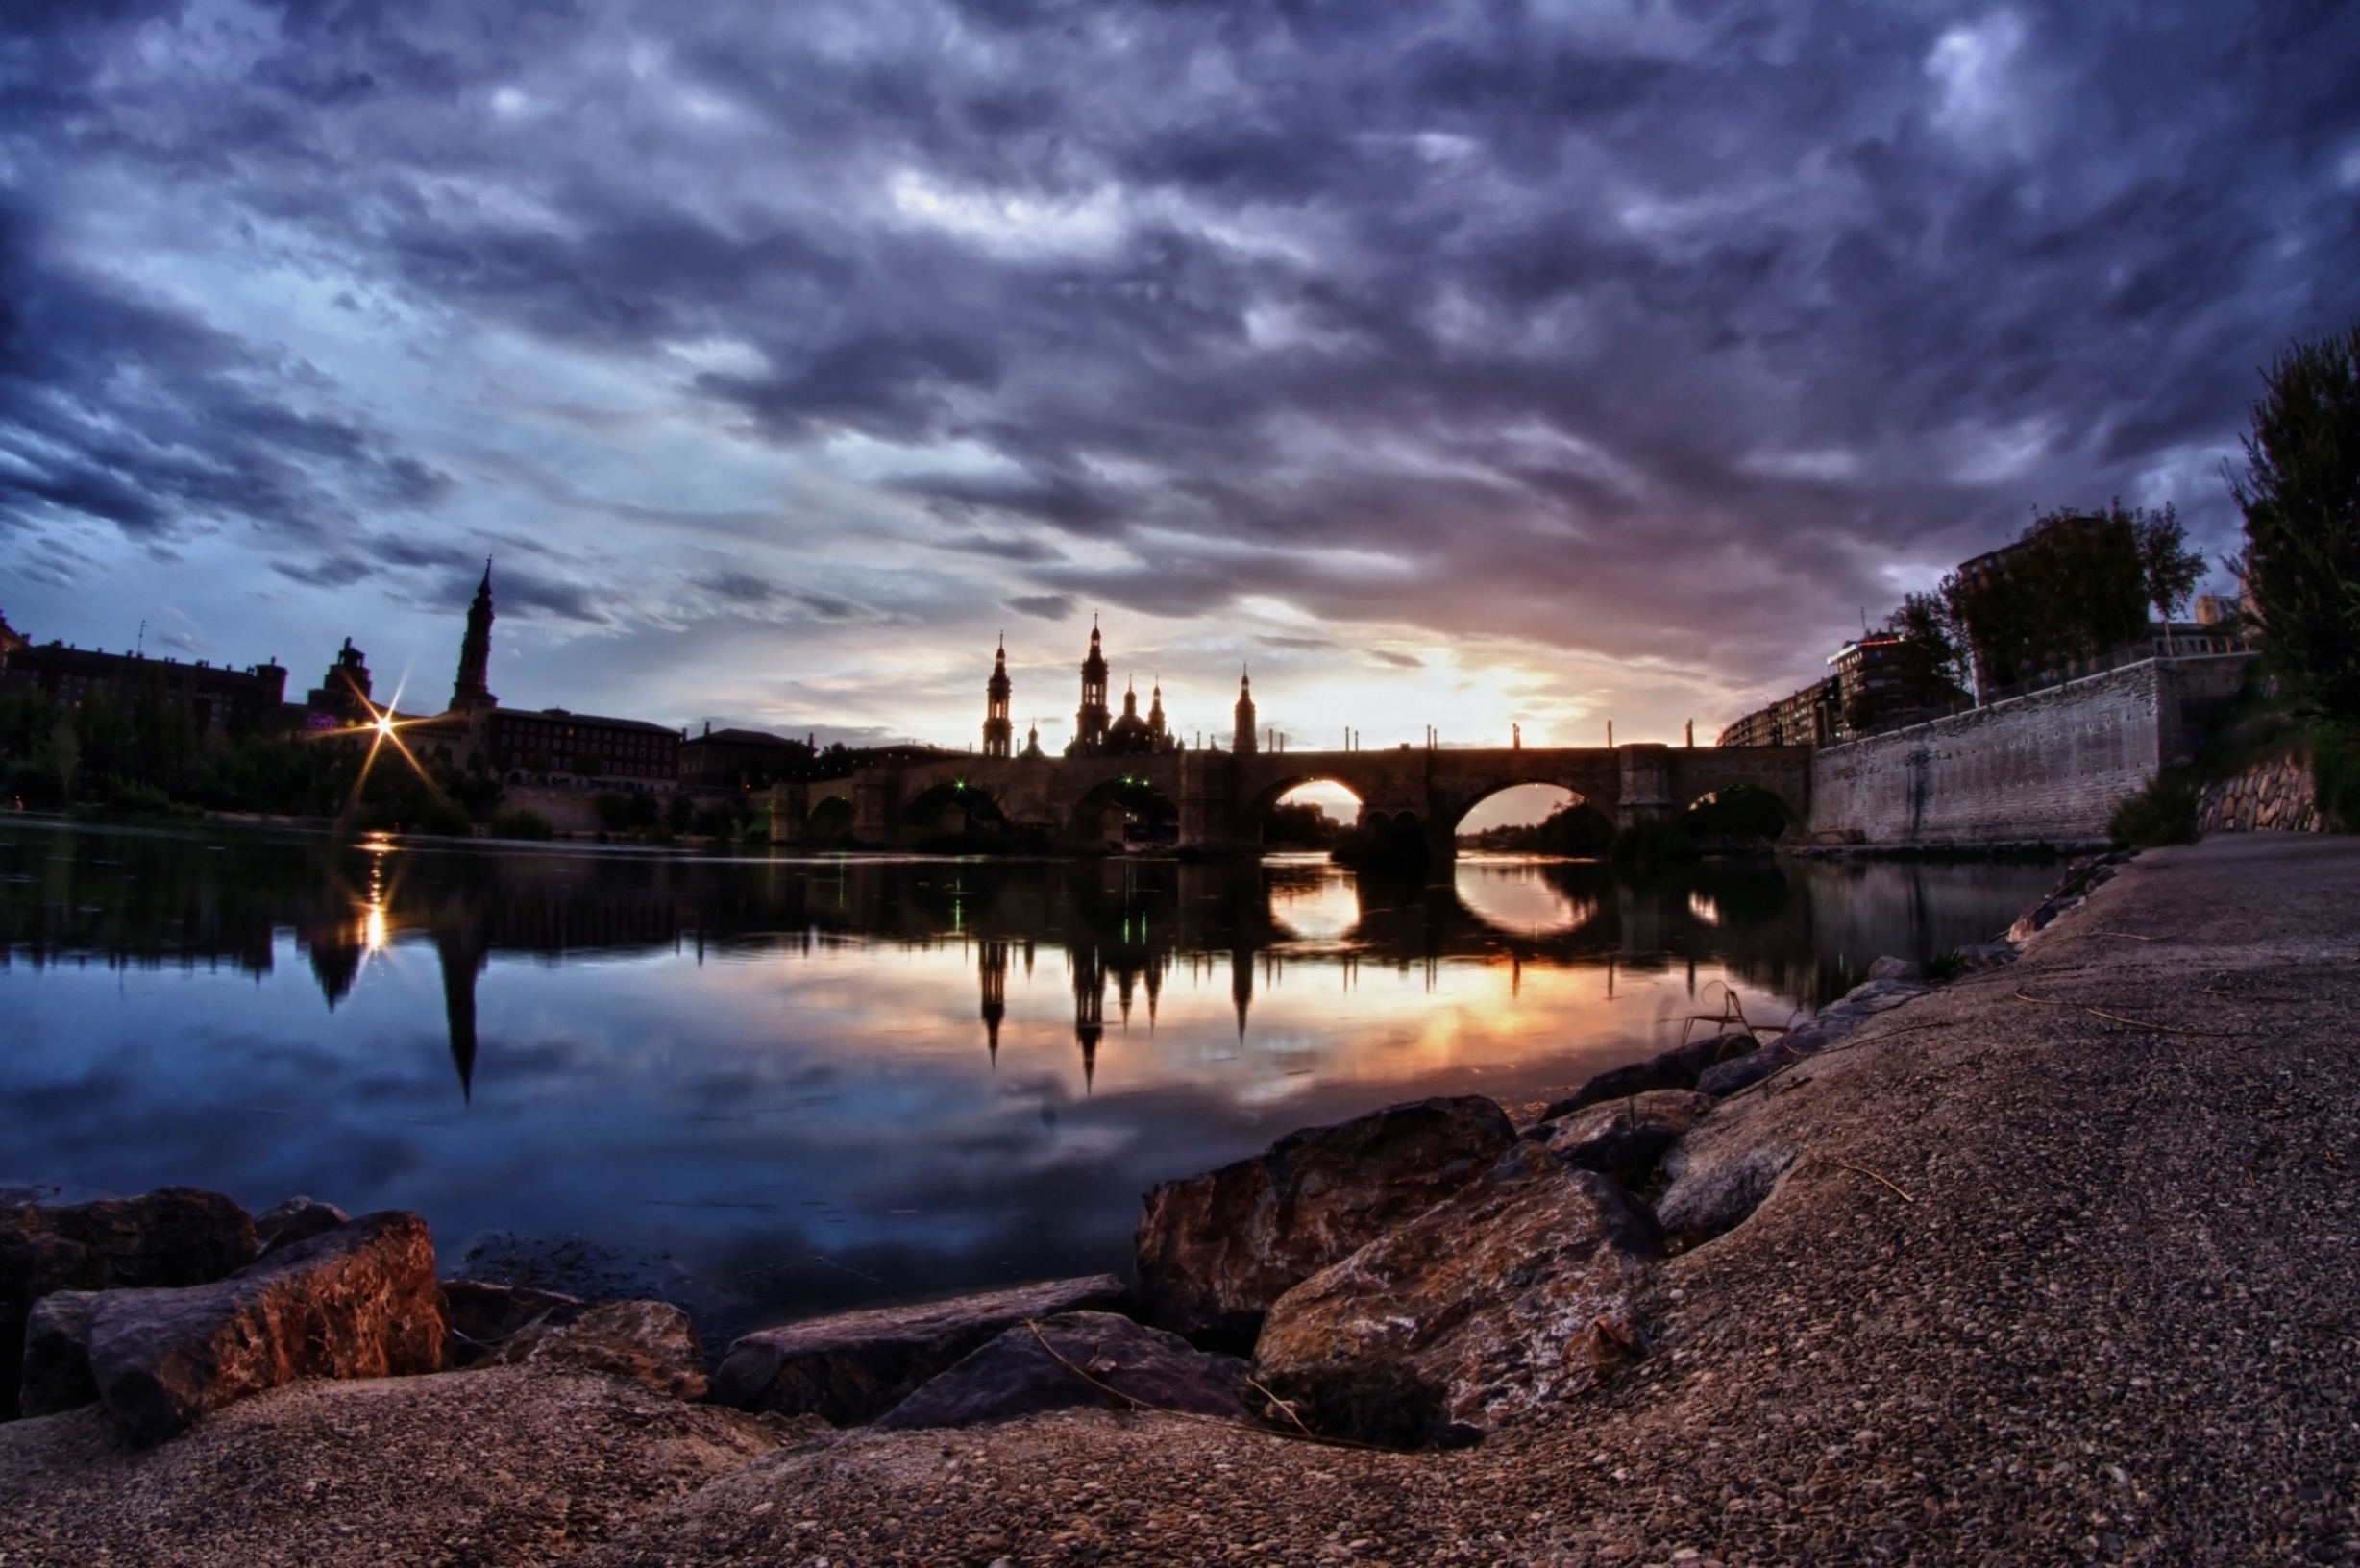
top-left (3, 0), bottom-right (2355, 756)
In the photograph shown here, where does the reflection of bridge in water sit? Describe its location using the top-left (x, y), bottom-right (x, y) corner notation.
top-left (3, 829), bottom-right (1926, 1099)
top-left (4, 826), bottom-right (2048, 1095)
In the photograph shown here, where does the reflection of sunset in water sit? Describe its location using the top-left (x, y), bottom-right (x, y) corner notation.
top-left (0, 820), bottom-right (2059, 1332)
top-left (1454, 856), bottom-right (1598, 938)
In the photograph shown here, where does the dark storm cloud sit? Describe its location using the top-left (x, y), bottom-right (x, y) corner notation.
top-left (1006, 593), bottom-right (1076, 621)
top-left (5, 0), bottom-right (2358, 696)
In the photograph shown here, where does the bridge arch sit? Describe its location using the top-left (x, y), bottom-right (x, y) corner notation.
top-left (899, 777), bottom-right (1012, 838)
top-left (1063, 772), bottom-right (1181, 850)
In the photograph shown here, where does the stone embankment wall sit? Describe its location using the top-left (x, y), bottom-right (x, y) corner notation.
top-left (2197, 750), bottom-right (2321, 834)
top-left (1807, 654), bottom-right (2252, 847)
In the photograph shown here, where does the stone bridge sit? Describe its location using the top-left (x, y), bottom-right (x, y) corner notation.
top-left (769, 743), bottom-right (1813, 856)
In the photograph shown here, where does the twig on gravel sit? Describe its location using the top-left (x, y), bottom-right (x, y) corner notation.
top-left (2009, 989), bottom-right (2233, 1037)
top-left (2084, 930), bottom-right (2158, 941)
top-left (1019, 1320), bottom-right (1389, 1454)
top-left (1829, 1160), bottom-right (1918, 1205)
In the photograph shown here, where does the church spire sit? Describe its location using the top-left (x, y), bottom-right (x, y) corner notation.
top-left (1232, 667), bottom-right (1257, 754)
top-left (982, 634), bottom-right (1013, 757)
top-left (449, 559), bottom-right (497, 712)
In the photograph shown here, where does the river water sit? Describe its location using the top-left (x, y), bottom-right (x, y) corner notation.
top-left (0, 818), bottom-right (2053, 1339)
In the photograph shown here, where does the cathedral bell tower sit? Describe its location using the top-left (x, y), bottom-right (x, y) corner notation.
top-left (1232, 669), bottom-right (1257, 754)
top-left (1070, 619), bottom-right (1111, 756)
top-left (982, 636), bottom-right (1013, 757)
top-left (450, 560), bottom-right (498, 712)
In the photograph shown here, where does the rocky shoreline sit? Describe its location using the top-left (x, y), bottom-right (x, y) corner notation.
top-left (5, 833), bottom-right (2356, 1566)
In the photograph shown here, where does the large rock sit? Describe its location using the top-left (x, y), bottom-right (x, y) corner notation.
top-left (1540, 1035), bottom-right (1760, 1119)
top-left (1, 1188), bottom-right (255, 1420)
top-left (711, 1274), bottom-right (1131, 1425)
top-left (875, 1311), bottom-right (1251, 1431)
top-left (1694, 1041), bottom-right (1803, 1097)
top-left (82, 1211), bottom-right (445, 1447)
top-left (18, 1291), bottom-right (101, 1417)
top-left (1135, 1095), bottom-right (1516, 1349)
top-left (1254, 1158), bottom-right (1662, 1449)
top-left (503, 1299), bottom-right (709, 1401)
top-left (1537, 1090), bottom-right (1714, 1187)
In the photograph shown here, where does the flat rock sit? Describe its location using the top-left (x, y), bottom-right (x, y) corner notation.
top-left (1135, 1094), bottom-right (1515, 1349)
top-left (711, 1274), bottom-right (1131, 1424)
top-left (1540, 1035), bottom-right (1760, 1119)
top-left (1, 1188), bottom-right (255, 1422)
top-left (1537, 1090), bottom-right (1715, 1187)
top-left (83, 1210), bottom-right (446, 1447)
top-left (875, 1311), bottom-right (1252, 1431)
top-left (504, 1299), bottom-right (709, 1401)
top-left (441, 1279), bottom-right (584, 1368)
top-left (1782, 977), bottom-right (1929, 1054)
top-left (1254, 1160), bottom-right (1662, 1448)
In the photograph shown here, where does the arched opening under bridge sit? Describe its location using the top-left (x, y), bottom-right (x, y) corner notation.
top-left (1064, 774), bottom-right (1180, 850)
top-left (1453, 783), bottom-right (1614, 857)
top-left (899, 779), bottom-right (1016, 848)
top-left (1678, 782), bottom-right (1801, 845)
top-left (1265, 780), bottom-right (1362, 850)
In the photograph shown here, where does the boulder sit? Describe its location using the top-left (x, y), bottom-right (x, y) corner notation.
top-left (1, 1188), bottom-right (255, 1420)
top-left (18, 1290), bottom-right (101, 1417)
top-left (711, 1274), bottom-right (1131, 1425)
top-left (1539, 1035), bottom-right (1758, 1119)
top-left (1254, 1160), bottom-right (1662, 1449)
top-left (875, 1311), bottom-right (1252, 1432)
top-left (253, 1196), bottom-right (349, 1259)
top-left (1952, 941), bottom-right (2019, 970)
top-left (1135, 1095), bottom-right (1516, 1349)
top-left (83, 1211), bottom-right (445, 1447)
top-left (1867, 955), bottom-right (1925, 983)
top-left (1655, 1145), bottom-right (1797, 1249)
top-left (441, 1280), bottom-right (584, 1368)
top-left (1694, 1041), bottom-right (1803, 1097)
top-left (1536, 1090), bottom-right (1714, 1187)
top-left (502, 1299), bottom-right (709, 1400)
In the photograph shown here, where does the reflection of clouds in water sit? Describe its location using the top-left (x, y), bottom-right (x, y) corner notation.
top-left (1454, 859), bottom-right (1595, 937)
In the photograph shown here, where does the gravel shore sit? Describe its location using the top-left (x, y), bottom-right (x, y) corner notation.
top-left (5, 832), bottom-right (2355, 1567)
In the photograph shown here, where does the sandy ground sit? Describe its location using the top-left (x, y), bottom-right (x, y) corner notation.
top-left (5, 832), bottom-right (2356, 1567)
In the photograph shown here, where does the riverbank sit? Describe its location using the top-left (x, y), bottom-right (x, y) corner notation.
top-left (4, 831), bottom-right (2355, 1565)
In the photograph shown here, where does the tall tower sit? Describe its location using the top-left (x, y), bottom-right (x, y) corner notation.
top-left (1232, 670), bottom-right (1257, 754)
top-left (1072, 619), bottom-right (1110, 755)
top-left (1147, 679), bottom-right (1168, 740)
top-left (982, 637), bottom-right (1013, 758)
top-left (449, 560), bottom-right (497, 711)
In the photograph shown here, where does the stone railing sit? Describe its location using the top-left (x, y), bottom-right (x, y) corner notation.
top-left (2197, 749), bottom-right (2321, 835)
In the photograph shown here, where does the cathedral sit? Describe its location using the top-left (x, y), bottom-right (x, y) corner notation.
top-left (982, 622), bottom-right (1195, 757)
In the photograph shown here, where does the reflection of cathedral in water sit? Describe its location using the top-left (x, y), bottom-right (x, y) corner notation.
top-left (9, 826), bottom-right (1979, 1101)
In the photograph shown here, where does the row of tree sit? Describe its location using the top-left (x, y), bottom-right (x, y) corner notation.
top-left (1868, 502), bottom-right (2210, 707)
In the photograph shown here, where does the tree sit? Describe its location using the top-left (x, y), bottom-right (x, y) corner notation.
top-left (2230, 322), bottom-right (2360, 721)
top-left (2131, 502), bottom-right (2206, 653)
top-left (1947, 505), bottom-right (2147, 693)
top-left (1884, 589), bottom-right (1970, 702)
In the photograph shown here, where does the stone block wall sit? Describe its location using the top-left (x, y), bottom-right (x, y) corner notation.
top-left (1807, 654), bottom-right (2253, 847)
top-left (2196, 750), bottom-right (2321, 835)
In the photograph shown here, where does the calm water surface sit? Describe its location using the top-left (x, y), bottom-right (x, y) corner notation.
top-left (0, 819), bottom-right (2053, 1338)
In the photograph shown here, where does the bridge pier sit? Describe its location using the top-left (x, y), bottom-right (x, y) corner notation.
top-left (853, 772), bottom-right (899, 846)
top-left (1614, 744), bottom-right (1675, 829)
top-left (1177, 751), bottom-right (1239, 853)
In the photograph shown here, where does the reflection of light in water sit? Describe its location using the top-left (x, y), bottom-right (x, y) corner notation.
top-left (1454, 859), bottom-right (1593, 936)
top-left (364, 903), bottom-right (387, 953)
top-left (1688, 891), bottom-right (1720, 926)
top-left (1269, 870), bottom-right (1360, 943)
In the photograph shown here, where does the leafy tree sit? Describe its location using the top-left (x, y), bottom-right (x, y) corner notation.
top-left (1949, 505), bottom-right (2148, 692)
top-left (2230, 322), bottom-right (2360, 722)
top-left (2132, 503), bottom-right (2206, 639)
